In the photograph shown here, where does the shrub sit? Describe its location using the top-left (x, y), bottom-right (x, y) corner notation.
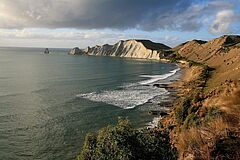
top-left (211, 136), bottom-right (240, 159)
top-left (168, 54), bottom-right (184, 63)
top-left (77, 118), bottom-right (178, 160)
top-left (203, 107), bottom-right (223, 124)
top-left (79, 133), bottom-right (97, 160)
top-left (183, 113), bottom-right (201, 130)
top-left (188, 60), bottom-right (202, 67)
top-left (199, 65), bottom-right (214, 81)
top-left (175, 97), bottom-right (192, 124)
top-left (175, 92), bottom-right (222, 129)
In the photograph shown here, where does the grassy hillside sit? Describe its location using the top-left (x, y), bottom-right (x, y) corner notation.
top-left (162, 35), bottom-right (240, 159)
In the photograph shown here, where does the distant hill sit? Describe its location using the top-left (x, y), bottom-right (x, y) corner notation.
top-left (134, 39), bottom-right (171, 50)
top-left (173, 35), bottom-right (240, 86)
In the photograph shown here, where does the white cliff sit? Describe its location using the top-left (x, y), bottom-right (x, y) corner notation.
top-left (68, 47), bottom-right (85, 55)
top-left (70, 39), bottom-right (171, 60)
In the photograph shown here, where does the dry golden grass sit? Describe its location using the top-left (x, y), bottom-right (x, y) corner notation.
top-left (176, 84), bottom-right (240, 160)
top-left (221, 88), bottom-right (240, 128)
top-left (172, 36), bottom-right (240, 159)
top-left (177, 117), bottom-right (230, 160)
top-left (178, 127), bottom-right (209, 160)
top-left (229, 89), bottom-right (240, 105)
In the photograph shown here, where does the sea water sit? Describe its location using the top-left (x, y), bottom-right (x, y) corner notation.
top-left (0, 47), bottom-right (180, 160)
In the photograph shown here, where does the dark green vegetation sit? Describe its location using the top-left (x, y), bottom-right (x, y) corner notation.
top-left (175, 94), bottom-right (223, 129)
top-left (187, 60), bottom-right (202, 67)
top-left (211, 136), bottom-right (240, 159)
top-left (78, 118), bottom-right (177, 160)
top-left (159, 51), bottom-right (185, 63)
top-left (187, 59), bottom-right (215, 88)
top-left (175, 61), bottom-right (220, 130)
top-left (222, 35), bottom-right (240, 47)
top-left (219, 35), bottom-right (240, 53)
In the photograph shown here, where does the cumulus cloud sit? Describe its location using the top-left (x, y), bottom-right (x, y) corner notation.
top-left (0, 0), bottom-right (239, 49)
top-left (0, 28), bottom-right (155, 47)
top-left (0, 29), bottom-right (128, 45)
top-left (210, 10), bottom-right (236, 34)
top-left (0, 29), bottom-right (119, 40)
top-left (0, 0), bottom-right (189, 29)
top-left (0, 0), bottom-right (238, 33)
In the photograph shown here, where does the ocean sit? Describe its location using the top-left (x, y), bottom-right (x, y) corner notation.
top-left (0, 47), bottom-right (180, 160)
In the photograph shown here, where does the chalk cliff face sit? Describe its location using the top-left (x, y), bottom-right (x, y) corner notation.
top-left (68, 47), bottom-right (86, 55)
top-left (70, 39), bottom-right (171, 60)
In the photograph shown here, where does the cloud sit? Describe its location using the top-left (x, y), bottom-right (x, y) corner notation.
top-left (0, 28), bottom-right (156, 47)
top-left (0, 29), bottom-right (128, 44)
top-left (0, 27), bottom-right (184, 48)
top-left (210, 10), bottom-right (236, 34)
top-left (0, 0), bottom-right (238, 33)
top-left (150, 0), bottom-right (238, 32)
top-left (0, 0), bottom-right (189, 29)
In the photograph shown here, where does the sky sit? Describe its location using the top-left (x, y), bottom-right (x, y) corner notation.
top-left (0, 0), bottom-right (239, 48)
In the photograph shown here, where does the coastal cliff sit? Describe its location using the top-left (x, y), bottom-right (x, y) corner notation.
top-left (69, 39), bottom-right (171, 60)
top-left (68, 47), bottom-right (86, 55)
top-left (78, 35), bottom-right (240, 160)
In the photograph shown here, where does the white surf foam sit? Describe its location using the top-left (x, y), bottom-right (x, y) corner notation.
top-left (77, 85), bottom-right (168, 109)
top-left (147, 116), bottom-right (162, 128)
top-left (77, 67), bottom-right (180, 109)
top-left (139, 68), bottom-right (180, 85)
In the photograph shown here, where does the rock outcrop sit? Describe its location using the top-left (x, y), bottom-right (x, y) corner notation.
top-left (70, 39), bottom-right (171, 60)
top-left (68, 47), bottom-right (85, 55)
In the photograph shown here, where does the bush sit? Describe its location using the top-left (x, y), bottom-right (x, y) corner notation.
top-left (203, 107), bottom-right (223, 124)
top-left (175, 97), bottom-right (192, 124)
top-left (196, 65), bottom-right (215, 87)
top-left (188, 60), bottom-right (202, 67)
top-left (201, 65), bottom-right (215, 80)
top-left (168, 54), bottom-right (185, 63)
top-left (211, 136), bottom-right (240, 159)
top-left (176, 97), bottom-right (201, 129)
top-left (77, 118), bottom-right (178, 160)
top-left (183, 113), bottom-right (201, 130)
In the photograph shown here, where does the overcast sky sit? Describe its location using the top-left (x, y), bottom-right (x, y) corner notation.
top-left (0, 0), bottom-right (239, 48)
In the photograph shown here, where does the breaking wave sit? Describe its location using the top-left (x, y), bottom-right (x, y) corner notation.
top-left (139, 68), bottom-right (180, 85)
top-left (77, 68), bottom-right (180, 109)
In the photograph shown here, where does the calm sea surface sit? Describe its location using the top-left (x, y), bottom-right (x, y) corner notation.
top-left (0, 47), bottom-right (180, 160)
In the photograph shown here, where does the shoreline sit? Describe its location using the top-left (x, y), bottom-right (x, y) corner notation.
top-left (77, 35), bottom-right (240, 159)
top-left (158, 59), bottom-right (240, 159)
top-left (147, 61), bottom-right (187, 128)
